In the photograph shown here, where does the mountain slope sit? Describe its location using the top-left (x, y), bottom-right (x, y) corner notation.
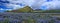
top-left (6, 6), bottom-right (33, 12)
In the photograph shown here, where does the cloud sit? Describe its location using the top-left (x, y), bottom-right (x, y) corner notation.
top-left (0, 0), bottom-right (46, 10)
top-left (30, 0), bottom-right (46, 10)
top-left (31, 0), bottom-right (60, 10)
top-left (7, 0), bottom-right (35, 6)
top-left (0, 0), bottom-right (28, 10)
top-left (41, 1), bottom-right (60, 10)
top-left (0, 0), bottom-right (60, 12)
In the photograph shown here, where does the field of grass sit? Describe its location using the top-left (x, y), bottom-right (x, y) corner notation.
top-left (0, 12), bottom-right (60, 23)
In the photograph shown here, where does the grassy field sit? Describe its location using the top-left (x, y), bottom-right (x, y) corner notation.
top-left (0, 12), bottom-right (60, 23)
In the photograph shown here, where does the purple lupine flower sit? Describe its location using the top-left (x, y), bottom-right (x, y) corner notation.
top-left (0, 18), bottom-right (5, 21)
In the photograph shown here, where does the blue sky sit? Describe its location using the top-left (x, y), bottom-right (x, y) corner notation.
top-left (0, 0), bottom-right (60, 12)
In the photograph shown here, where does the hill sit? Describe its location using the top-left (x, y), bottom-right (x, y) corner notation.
top-left (6, 6), bottom-right (60, 13)
top-left (6, 6), bottom-right (33, 13)
top-left (42, 10), bottom-right (60, 13)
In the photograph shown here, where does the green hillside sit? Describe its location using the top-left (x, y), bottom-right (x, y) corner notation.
top-left (6, 6), bottom-right (60, 13)
top-left (42, 10), bottom-right (60, 13)
top-left (6, 6), bottom-right (33, 13)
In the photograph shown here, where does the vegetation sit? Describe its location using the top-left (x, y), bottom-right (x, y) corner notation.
top-left (6, 6), bottom-right (33, 13)
top-left (6, 6), bottom-right (60, 13)
top-left (0, 13), bottom-right (60, 23)
top-left (42, 10), bottom-right (60, 13)
top-left (0, 18), bottom-right (9, 23)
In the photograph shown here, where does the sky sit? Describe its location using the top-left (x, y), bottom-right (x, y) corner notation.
top-left (0, 0), bottom-right (60, 12)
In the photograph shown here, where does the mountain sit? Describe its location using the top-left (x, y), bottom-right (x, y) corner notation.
top-left (35, 9), bottom-right (42, 11)
top-left (42, 10), bottom-right (60, 13)
top-left (6, 6), bottom-right (33, 13)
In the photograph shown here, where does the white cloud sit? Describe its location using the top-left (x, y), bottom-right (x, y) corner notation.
top-left (5, 0), bottom-right (35, 10)
top-left (41, 1), bottom-right (60, 10)
top-left (5, 0), bottom-right (45, 10)
top-left (0, 8), bottom-right (4, 10)
top-left (1, 0), bottom-right (60, 11)
top-left (6, 4), bottom-right (25, 10)
top-left (30, 0), bottom-right (46, 10)
top-left (30, 0), bottom-right (60, 10)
